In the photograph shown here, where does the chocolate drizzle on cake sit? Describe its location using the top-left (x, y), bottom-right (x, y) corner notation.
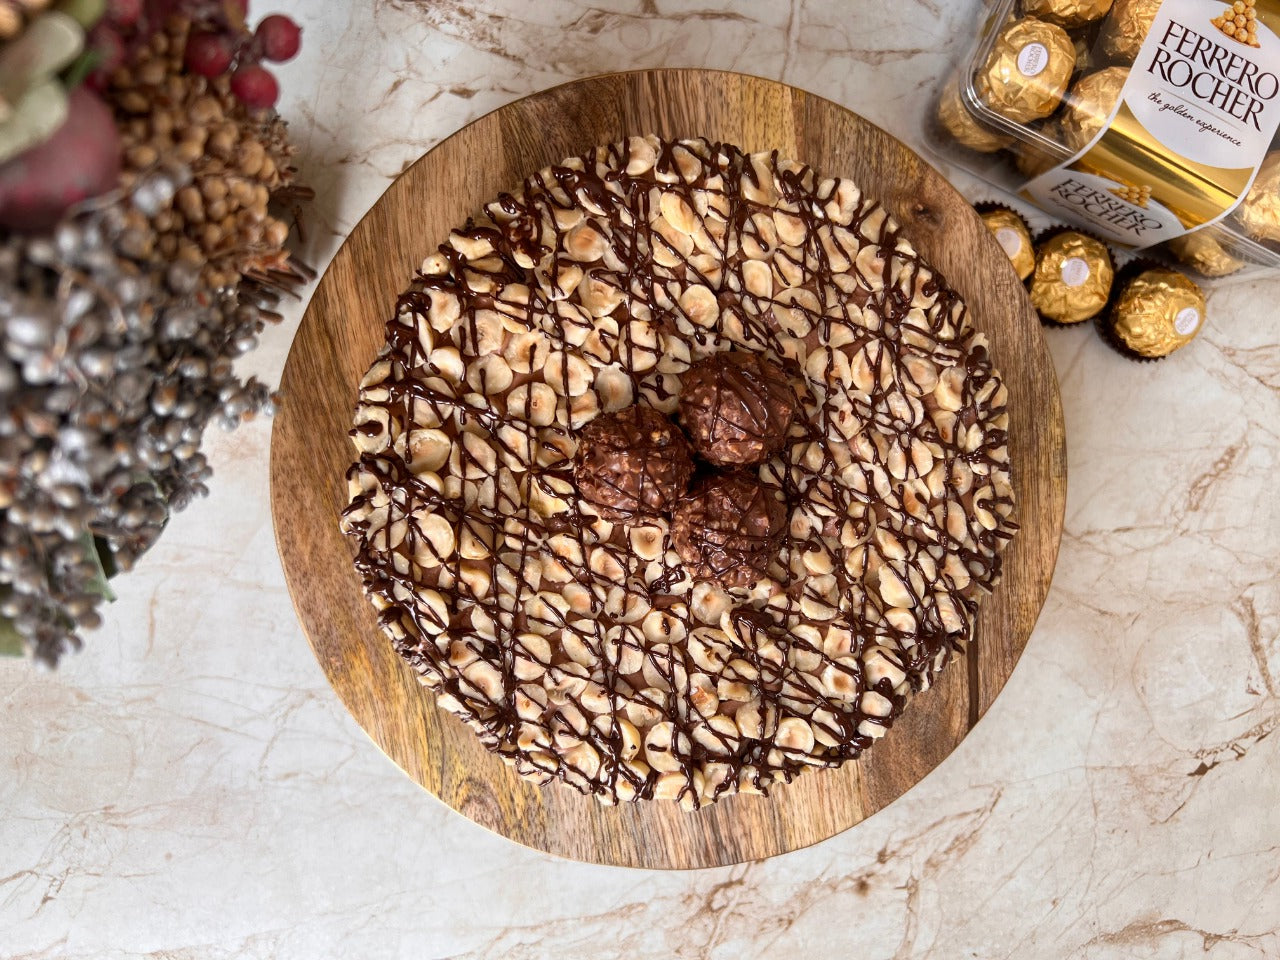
top-left (341, 136), bottom-right (1017, 808)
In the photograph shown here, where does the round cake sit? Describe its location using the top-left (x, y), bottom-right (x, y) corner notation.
top-left (341, 136), bottom-right (1017, 809)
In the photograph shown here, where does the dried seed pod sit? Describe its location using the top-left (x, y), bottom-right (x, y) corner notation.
top-left (104, 14), bottom-right (305, 294)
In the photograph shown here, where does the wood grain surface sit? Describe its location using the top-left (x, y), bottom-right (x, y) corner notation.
top-left (270, 70), bottom-right (1067, 869)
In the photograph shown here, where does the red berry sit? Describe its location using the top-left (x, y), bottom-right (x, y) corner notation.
top-left (230, 65), bottom-right (279, 109)
top-left (106, 0), bottom-right (142, 27)
top-left (255, 15), bottom-right (301, 63)
top-left (185, 30), bottom-right (234, 78)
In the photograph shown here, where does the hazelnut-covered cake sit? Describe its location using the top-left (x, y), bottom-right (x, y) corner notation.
top-left (342, 136), bottom-right (1017, 809)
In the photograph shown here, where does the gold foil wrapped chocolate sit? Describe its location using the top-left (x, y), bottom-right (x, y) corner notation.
top-left (1060, 67), bottom-right (1130, 153)
top-left (1110, 269), bottom-right (1206, 357)
top-left (936, 77), bottom-right (1013, 153)
top-left (1100, 0), bottom-right (1162, 62)
top-left (1013, 133), bottom-right (1062, 179)
top-left (977, 17), bottom-right (1077, 124)
top-left (1235, 151), bottom-right (1280, 243)
top-left (1022, 0), bottom-right (1114, 29)
top-left (1165, 231), bottom-right (1245, 278)
top-left (1072, 31), bottom-right (1097, 74)
top-left (979, 208), bottom-right (1036, 280)
top-left (1029, 231), bottom-right (1114, 323)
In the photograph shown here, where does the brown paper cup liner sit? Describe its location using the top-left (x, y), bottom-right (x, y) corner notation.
top-left (973, 200), bottom-right (1033, 227)
top-left (1094, 314), bottom-right (1163, 362)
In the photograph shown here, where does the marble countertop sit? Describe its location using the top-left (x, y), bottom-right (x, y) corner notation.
top-left (4, 2), bottom-right (1279, 957)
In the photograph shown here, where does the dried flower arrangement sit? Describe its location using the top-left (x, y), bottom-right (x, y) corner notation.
top-left (0, 0), bottom-right (312, 664)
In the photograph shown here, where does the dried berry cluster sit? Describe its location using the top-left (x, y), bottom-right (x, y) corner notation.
top-left (0, 4), bottom-right (309, 664)
top-left (106, 14), bottom-right (306, 290)
top-left (0, 167), bottom-right (283, 664)
top-left (86, 1), bottom-right (302, 108)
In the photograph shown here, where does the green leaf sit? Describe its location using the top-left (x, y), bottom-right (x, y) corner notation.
top-left (81, 531), bottom-right (117, 603)
top-left (55, 0), bottom-right (107, 30)
top-left (0, 614), bottom-right (22, 658)
top-left (61, 48), bottom-right (102, 91)
top-left (0, 79), bottom-right (69, 166)
top-left (93, 534), bottom-right (118, 580)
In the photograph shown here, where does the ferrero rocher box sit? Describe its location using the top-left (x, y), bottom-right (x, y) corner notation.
top-left (927, 0), bottom-right (1280, 283)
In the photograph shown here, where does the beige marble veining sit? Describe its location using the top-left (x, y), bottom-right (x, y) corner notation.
top-left (3, 1), bottom-right (1279, 957)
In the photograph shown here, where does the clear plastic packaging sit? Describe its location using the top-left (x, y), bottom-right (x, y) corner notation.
top-left (927, 0), bottom-right (1280, 284)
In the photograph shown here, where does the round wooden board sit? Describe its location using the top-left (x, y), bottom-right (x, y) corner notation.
top-left (271, 70), bottom-right (1066, 869)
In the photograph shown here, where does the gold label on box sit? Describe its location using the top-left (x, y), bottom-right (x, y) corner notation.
top-left (1023, 0), bottom-right (1280, 248)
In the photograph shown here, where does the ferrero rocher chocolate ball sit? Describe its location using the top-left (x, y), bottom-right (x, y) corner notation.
top-left (1165, 231), bottom-right (1244, 278)
top-left (976, 17), bottom-right (1077, 124)
top-left (1029, 231), bottom-right (1114, 324)
top-left (1013, 135), bottom-right (1062, 179)
top-left (1022, 0), bottom-right (1113, 29)
top-left (679, 352), bottom-right (797, 466)
top-left (1102, 0), bottom-right (1162, 61)
top-left (1109, 268), bottom-right (1206, 358)
top-left (1235, 151), bottom-right (1280, 243)
top-left (671, 473), bottom-right (787, 588)
top-left (979, 207), bottom-right (1036, 280)
top-left (936, 77), bottom-right (1013, 153)
top-left (1060, 67), bottom-right (1129, 153)
top-left (573, 405), bottom-right (693, 519)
